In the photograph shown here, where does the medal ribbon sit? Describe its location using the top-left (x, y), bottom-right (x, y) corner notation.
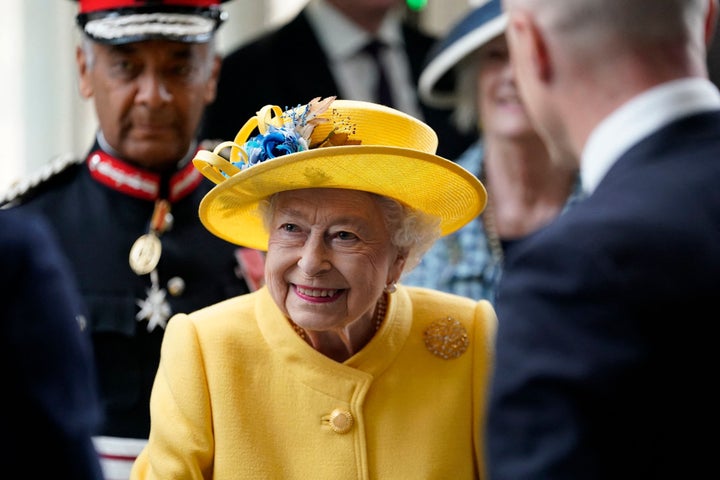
top-left (150, 199), bottom-right (172, 235)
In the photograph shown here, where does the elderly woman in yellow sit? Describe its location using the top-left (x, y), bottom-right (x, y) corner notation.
top-left (131, 96), bottom-right (496, 479)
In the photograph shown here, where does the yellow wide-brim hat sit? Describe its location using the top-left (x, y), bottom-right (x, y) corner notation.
top-left (193, 97), bottom-right (487, 251)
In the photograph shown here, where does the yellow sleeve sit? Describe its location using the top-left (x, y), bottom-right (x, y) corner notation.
top-left (474, 299), bottom-right (498, 480)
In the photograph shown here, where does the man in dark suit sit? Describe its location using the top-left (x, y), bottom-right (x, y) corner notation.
top-left (1, 209), bottom-right (104, 479)
top-left (201, 0), bottom-right (474, 160)
top-left (487, 0), bottom-right (720, 479)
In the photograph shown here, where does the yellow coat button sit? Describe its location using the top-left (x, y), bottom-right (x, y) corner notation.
top-left (329, 409), bottom-right (353, 434)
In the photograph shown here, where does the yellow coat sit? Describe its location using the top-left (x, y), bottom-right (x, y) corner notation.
top-left (131, 285), bottom-right (496, 479)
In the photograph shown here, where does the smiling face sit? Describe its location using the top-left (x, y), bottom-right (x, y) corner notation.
top-left (475, 34), bottom-right (537, 141)
top-left (76, 39), bottom-right (220, 170)
top-left (264, 188), bottom-right (405, 334)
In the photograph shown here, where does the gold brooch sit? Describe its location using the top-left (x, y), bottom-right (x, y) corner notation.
top-left (423, 317), bottom-right (469, 359)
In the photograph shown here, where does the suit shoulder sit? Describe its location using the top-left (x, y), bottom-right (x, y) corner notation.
top-left (1, 153), bottom-right (83, 207)
top-left (0, 209), bottom-right (53, 251)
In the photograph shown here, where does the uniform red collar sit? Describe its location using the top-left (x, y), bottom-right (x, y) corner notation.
top-left (86, 149), bottom-right (203, 202)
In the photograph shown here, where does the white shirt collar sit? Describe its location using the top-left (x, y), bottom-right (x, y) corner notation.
top-left (581, 77), bottom-right (720, 194)
top-left (305, 0), bottom-right (404, 62)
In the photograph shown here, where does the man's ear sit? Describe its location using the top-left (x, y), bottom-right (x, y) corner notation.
top-left (76, 45), bottom-right (93, 99)
top-left (204, 54), bottom-right (222, 104)
top-left (509, 10), bottom-right (552, 82)
top-left (704, 0), bottom-right (719, 47)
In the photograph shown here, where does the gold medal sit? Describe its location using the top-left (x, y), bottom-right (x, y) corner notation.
top-left (129, 232), bottom-right (162, 275)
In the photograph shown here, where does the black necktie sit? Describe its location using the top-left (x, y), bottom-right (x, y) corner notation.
top-left (363, 39), bottom-right (395, 108)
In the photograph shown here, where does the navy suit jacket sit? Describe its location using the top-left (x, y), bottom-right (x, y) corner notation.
top-left (201, 10), bottom-right (474, 160)
top-left (488, 111), bottom-right (720, 479)
top-left (0, 209), bottom-right (103, 479)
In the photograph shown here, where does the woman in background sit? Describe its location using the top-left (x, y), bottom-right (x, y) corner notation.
top-left (403, 0), bottom-right (584, 302)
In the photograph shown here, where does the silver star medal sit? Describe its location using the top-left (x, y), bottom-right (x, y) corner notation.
top-left (136, 270), bottom-right (172, 332)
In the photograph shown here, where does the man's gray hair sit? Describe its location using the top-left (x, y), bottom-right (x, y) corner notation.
top-left (507, 0), bottom-right (707, 47)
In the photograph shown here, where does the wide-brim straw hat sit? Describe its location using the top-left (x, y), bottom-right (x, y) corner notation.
top-left (419, 0), bottom-right (507, 108)
top-left (193, 97), bottom-right (487, 251)
top-left (73, 0), bottom-right (230, 45)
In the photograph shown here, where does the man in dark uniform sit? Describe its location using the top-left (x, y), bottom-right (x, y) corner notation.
top-left (0, 1), bottom-right (260, 478)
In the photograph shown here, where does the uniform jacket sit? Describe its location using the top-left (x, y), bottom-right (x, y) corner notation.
top-left (1, 209), bottom-right (104, 479)
top-left (131, 285), bottom-right (497, 479)
top-left (488, 109), bottom-right (720, 479)
top-left (3, 143), bottom-right (251, 438)
top-left (200, 9), bottom-right (474, 161)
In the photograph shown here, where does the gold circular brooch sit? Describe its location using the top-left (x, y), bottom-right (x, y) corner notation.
top-left (423, 317), bottom-right (469, 359)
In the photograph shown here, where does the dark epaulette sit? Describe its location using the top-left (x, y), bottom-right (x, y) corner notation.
top-left (0, 153), bottom-right (84, 208)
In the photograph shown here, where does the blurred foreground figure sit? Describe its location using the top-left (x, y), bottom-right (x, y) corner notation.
top-left (1, 209), bottom-right (103, 480)
top-left (488, 0), bottom-right (720, 478)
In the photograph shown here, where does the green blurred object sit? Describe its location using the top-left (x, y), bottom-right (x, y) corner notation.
top-left (406, 0), bottom-right (428, 11)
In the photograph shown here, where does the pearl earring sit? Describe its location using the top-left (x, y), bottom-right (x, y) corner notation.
top-left (384, 282), bottom-right (397, 294)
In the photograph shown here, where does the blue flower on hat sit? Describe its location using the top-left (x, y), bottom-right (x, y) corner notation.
top-left (225, 96), bottom-right (342, 172)
top-left (243, 125), bottom-right (309, 166)
top-left (192, 96), bottom-right (359, 183)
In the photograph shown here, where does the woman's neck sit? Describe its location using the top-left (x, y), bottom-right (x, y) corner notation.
top-left (295, 293), bottom-right (387, 362)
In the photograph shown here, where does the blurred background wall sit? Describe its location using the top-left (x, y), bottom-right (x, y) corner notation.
top-left (0, 0), bottom-right (484, 193)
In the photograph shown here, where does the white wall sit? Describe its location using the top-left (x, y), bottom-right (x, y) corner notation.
top-left (1, 0), bottom-right (90, 194)
top-left (0, 0), bottom-right (475, 194)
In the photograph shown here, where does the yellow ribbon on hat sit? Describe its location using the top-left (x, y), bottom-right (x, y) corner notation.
top-left (193, 144), bottom-right (240, 184)
top-left (194, 104), bottom-right (287, 185)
